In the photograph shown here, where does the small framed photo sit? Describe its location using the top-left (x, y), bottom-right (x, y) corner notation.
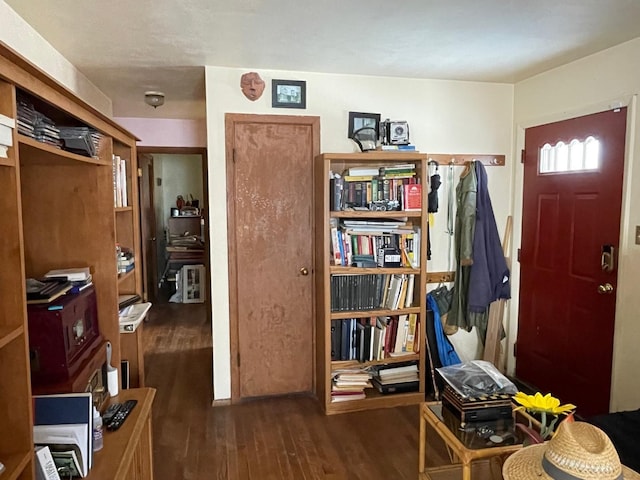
top-left (182, 265), bottom-right (206, 303)
top-left (348, 112), bottom-right (381, 139)
top-left (272, 79), bottom-right (306, 109)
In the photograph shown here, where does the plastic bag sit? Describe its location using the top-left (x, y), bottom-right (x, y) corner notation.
top-left (436, 360), bottom-right (517, 398)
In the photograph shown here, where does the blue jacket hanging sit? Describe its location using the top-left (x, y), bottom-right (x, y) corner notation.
top-left (427, 293), bottom-right (461, 367)
top-left (468, 161), bottom-right (511, 312)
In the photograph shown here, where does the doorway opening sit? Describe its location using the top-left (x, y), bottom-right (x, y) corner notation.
top-left (137, 147), bottom-right (210, 307)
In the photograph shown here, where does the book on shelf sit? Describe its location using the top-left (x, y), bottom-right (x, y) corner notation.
top-left (331, 315), bottom-right (418, 362)
top-left (379, 144), bottom-right (417, 151)
top-left (340, 319), bottom-right (351, 361)
top-left (33, 392), bottom-right (93, 476)
top-left (393, 314), bottom-right (409, 353)
top-left (375, 371), bottom-right (420, 384)
top-left (386, 315), bottom-right (421, 356)
top-left (330, 162), bottom-right (420, 212)
top-left (345, 166), bottom-right (381, 177)
top-left (47, 446), bottom-right (84, 479)
top-left (330, 320), bottom-right (342, 361)
top-left (343, 174), bottom-right (375, 182)
top-left (404, 313), bottom-right (418, 352)
top-left (371, 377), bottom-right (420, 394)
top-left (35, 445), bottom-right (62, 480)
top-left (329, 175), bottom-right (344, 211)
top-left (378, 362), bottom-right (418, 379)
top-left (331, 391), bottom-right (366, 402)
top-left (44, 267), bottom-right (91, 282)
top-left (331, 369), bottom-right (372, 402)
top-left (402, 183), bottom-right (422, 211)
top-left (26, 278), bottom-right (73, 304)
top-left (404, 275), bottom-right (415, 308)
top-left (330, 221), bottom-right (342, 266)
top-left (370, 360), bottom-right (420, 394)
top-left (113, 154), bottom-right (128, 207)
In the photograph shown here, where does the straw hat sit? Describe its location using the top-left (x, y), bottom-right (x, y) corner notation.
top-left (503, 421), bottom-right (640, 480)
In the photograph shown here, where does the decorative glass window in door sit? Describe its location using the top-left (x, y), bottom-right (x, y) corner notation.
top-left (539, 136), bottom-right (600, 173)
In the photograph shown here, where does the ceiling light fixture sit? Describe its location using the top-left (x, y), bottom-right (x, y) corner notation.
top-left (144, 91), bottom-right (165, 108)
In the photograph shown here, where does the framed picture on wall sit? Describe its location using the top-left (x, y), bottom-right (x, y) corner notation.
top-left (348, 112), bottom-right (381, 139)
top-left (272, 79), bottom-right (306, 109)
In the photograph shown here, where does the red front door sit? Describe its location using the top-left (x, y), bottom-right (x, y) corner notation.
top-left (516, 108), bottom-right (627, 417)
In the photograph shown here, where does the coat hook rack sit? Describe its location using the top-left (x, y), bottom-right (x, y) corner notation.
top-left (427, 153), bottom-right (505, 166)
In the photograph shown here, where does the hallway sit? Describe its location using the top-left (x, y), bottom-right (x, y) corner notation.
top-left (142, 303), bottom-right (440, 480)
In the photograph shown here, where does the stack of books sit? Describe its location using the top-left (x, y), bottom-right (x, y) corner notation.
top-left (379, 144), bottom-right (418, 152)
top-left (44, 267), bottom-right (93, 294)
top-left (371, 362), bottom-right (420, 394)
top-left (33, 392), bottom-right (94, 477)
top-left (117, 247), bottom-right (134, 274)
top-left (331, 370), bottom-right (372, 402)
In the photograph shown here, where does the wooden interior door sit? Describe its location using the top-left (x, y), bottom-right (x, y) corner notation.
top-left (138, 153), bottom-right (158, 303)
top-left (516, 108), bottom-right (627, 416)
top-left (226, 114), bottom-right (320, 400)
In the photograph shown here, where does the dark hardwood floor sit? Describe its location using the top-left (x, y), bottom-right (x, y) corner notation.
top-left (142, 302), bottom-right (451, 480)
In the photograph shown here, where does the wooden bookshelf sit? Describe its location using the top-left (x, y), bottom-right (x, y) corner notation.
top-left (0, 43), bottom-right (150, 478)
top-left (314, 152), bottom-right (429, 414)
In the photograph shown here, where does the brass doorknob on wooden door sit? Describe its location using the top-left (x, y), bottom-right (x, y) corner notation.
top-left (597, 283), bottom-right (614, 294)
top-left (300, 267), bottom-right (309, 276)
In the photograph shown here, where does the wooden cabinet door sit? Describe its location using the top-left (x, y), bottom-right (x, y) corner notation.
top-left (226, 114), bottom-right (320, 399)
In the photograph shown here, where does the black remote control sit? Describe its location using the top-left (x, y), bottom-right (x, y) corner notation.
top-left (106, 399), bottom-right (137, 431)
top-left (102, 402), bottom-right (122, 424)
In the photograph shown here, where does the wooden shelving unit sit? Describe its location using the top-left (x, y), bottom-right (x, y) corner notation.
top-left (113, 140), bottom-right (145, 388)
top-left (0, 43), bottom-right (148, 478)
top-left (314, 152), bottom-right (429, 415)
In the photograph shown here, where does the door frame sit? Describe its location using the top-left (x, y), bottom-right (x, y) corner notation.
top-left (225, 113), bottom-right (320, 403)
top-left (508, 99), bottom-right (634, 385)
top-left (137, 146), bottom-right (210, 308)
top-left (137, 153), bottom-right (158, 302)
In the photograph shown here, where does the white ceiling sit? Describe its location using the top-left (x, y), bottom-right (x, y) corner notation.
top-left (6, 0), bottom-right (640, 120)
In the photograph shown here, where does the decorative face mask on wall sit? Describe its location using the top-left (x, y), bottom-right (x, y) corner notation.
top-left (240, 72), bottom-right (265, 101)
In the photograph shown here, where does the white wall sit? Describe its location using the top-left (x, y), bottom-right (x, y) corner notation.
top-left (205, 66), bottom-right (515, 399)
top-left (154, 154), bottom-right (203, 225)
top-left (0, 1), bottom-right (112, 116)
top-left (512, 38), bottom-right (640, 412)
top-left (115, 118), bottom-right (207, 148)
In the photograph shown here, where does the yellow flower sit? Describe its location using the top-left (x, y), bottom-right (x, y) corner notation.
top-left (513, 392), bottom-right (576, 415)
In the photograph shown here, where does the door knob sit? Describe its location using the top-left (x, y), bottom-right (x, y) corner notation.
top-left (300, 267), bottom-right (309, 276)
top-left (597, 283), bottom-right (614, 294)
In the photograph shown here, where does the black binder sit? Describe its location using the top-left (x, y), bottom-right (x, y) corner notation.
top-left (330, 321), bottom-right (342, 361)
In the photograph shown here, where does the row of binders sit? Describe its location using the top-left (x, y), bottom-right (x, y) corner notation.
top-left (330, 273), bottom-right (415, 312)
top-left (330, 314), bottom-right (420, 363)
